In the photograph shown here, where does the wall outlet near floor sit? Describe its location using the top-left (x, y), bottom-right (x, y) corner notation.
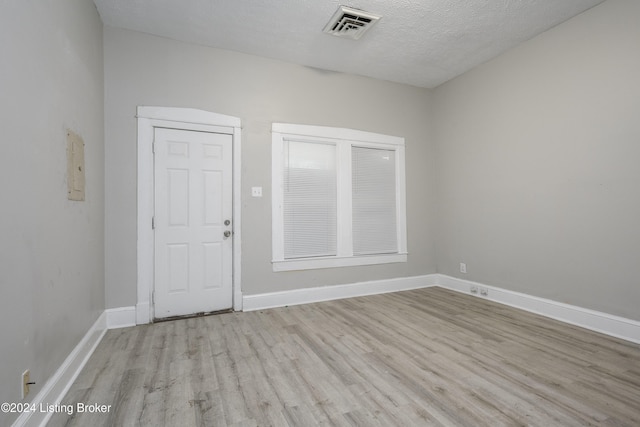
top-left (470, 285), bottom-right (478, 294)
top-left (460, 262), bottom-right (467, 274)
top-left (480, 287), bottom-right (489, 296)
top-left (22, 369), bottom-right (30, 399)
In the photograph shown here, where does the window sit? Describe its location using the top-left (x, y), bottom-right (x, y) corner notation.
top-left (272, 123), bottom-right (407, 271)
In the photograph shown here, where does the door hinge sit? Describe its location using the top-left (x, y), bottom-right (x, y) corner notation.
top-left (152, 216), bottom-right (155, 229)
top-left (152, 141), bottom-right (156, 154)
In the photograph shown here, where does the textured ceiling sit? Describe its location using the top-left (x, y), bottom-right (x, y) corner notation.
top-left (93, 0), bottom-right (604, 88)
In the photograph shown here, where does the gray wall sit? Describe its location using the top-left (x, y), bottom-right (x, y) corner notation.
top-left (0, 1), bottom-right (104, 424)
top-left (434, 0), bottom-right (640, 321)
top-left (104, 27), bottom-right (437, 308)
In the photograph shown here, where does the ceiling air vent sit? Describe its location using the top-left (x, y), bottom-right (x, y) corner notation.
top-left (323, 6), bottom-right (381, 40)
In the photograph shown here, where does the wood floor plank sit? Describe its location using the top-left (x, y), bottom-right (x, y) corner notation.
top-left (48, 288), bottom-right (640, 426)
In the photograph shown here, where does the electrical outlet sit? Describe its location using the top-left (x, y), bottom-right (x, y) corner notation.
top-left (22, 370), bottom-right (30, 399)
top-left (470, 285), bottom-right (478, 294)
top-left (460, 263), bottom-right (467, 274)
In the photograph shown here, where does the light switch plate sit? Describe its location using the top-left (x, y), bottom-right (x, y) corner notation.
top-left (251, 187), bottom-right (263, 197)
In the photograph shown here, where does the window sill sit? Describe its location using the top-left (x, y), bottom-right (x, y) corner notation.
top-left (272, 253), bottom-right (408, 272)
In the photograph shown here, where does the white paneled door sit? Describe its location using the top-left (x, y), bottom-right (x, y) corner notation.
top-left (154, 127), bottom-right (233, 319)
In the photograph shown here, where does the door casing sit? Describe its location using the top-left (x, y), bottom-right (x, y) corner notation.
top-left (136, 106), bottom-right (242, 324)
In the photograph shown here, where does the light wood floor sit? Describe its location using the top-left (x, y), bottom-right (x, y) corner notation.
top-left (48, 288), bottom-right (640, 426)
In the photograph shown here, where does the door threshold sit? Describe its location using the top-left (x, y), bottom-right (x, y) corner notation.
top-left (154, 308), bottom-right (233, 323)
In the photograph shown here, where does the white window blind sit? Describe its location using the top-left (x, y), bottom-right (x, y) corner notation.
top-left (352, 147), bottom-right (397, 255)
top-left (283, 140), bottom-right (337, 259)
top-left (272, 123), bottom-right (407, 271)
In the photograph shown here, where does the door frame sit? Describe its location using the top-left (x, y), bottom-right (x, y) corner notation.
top-left (136, 106), bottom-right (242, 324)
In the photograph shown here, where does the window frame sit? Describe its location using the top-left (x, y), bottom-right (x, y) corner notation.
top-left (272, 123), bottom-right (407, 272)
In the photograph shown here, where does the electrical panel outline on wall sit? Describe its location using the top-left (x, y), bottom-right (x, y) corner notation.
top-left (66, 129), bottom-right (85, 201)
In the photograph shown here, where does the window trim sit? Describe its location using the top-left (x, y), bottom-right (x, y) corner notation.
top-left (272, 123), bottom-right (407, 272)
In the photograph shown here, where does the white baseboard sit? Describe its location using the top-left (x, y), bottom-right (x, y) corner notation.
top-left (436, 274), bottom-right (640, 345)
top-left (242, 274), bottom-right (438, 311)
top-left (105, 306), bottom-right (136, 329)
top-left (12, 313), bottom-right (108, 427)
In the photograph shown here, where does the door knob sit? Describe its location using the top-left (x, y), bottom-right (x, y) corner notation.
top-left (223, 230), bottom-right (231, 238)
